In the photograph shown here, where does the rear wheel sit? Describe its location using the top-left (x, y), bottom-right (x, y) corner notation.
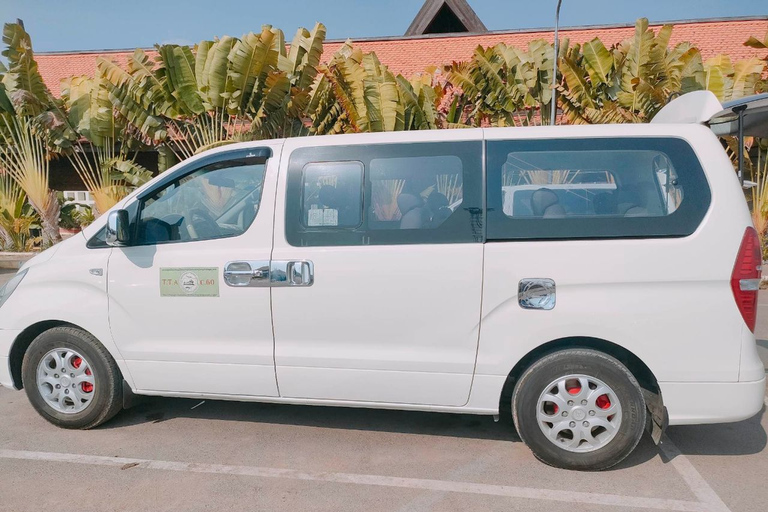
top-left (512, 349), bottom-right (646, 471)
top-left (21, 326), bottom-right (123, 429)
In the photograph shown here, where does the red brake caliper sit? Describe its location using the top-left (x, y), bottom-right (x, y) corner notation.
top-left (596, 394), bottom-right (611, 409)
top-left (565, 381), bottom-right (582, 395)
top-left (72, 357), bottom-right (94, 393)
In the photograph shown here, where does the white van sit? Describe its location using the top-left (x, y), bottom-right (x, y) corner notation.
top-left (1, 92), bottom-right (766, 470)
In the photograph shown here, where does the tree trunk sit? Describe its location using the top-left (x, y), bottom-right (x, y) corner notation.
top-left (36, 190), bottom-right (61, 246)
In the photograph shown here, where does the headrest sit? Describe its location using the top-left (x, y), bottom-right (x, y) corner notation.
top-left (426, 192), bottom-right (449, 211)
top-left (397, 193), bottom-right (424, 215)
top-left (531, 188), bottom-right (559, 216)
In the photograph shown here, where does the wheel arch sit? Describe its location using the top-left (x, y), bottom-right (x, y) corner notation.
top-left (498, 336), bottom-right (663, 432)
top-left (9, 320), bottom-right (86, 390)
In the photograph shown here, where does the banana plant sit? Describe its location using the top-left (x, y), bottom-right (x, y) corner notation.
top-left (311, 42), bottom-right (441, 134)
top-left (558, 19), bottom-right (703, 125)
top-left (445, 40), bottom-right (556, 127)
top-left (98, 23), bottom-right (329, 161)
top-left (703, 55), bottom-right (765, 102)
top-left (0, 22), bottom-right (70, 245)
top-left (0, 166), bottom-right (40, 251)
top-left (58, 75), bottom-right (153, 214)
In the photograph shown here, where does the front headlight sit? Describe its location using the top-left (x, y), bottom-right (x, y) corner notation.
top-left (0, 269), bottom-right (28, 309)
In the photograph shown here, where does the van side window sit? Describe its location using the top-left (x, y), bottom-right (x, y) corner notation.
top-left (285, 141), bottom-right (482, 247)
top-left (487, 138), bottom-right (710, 240)
top-left (135, 158), bottom-right (266, 245)
top-left (369, 155), bottom-right (463, 230)
top-left (301, 162), bottom-right (363, 228)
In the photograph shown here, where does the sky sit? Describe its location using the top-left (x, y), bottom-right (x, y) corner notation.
top-left (1, 0), bottom-right (765, 53)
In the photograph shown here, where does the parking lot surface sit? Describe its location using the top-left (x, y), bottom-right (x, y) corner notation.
top-left (0, 271), bottom-right (766, 511)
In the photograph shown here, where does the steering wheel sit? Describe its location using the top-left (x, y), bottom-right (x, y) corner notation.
top-left (186, 208), bottom-right (220, 240)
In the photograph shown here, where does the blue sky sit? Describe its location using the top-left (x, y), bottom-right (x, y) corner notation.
top-left (1, 0), bottom-right (765, 52)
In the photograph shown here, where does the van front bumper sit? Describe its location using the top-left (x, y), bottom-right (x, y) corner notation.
top-left (0, 356), bottom-right (12, 388)
top-left (662, 377), bottom-right (766, 425)
top-left (0, 329), bottom-right (21, 389)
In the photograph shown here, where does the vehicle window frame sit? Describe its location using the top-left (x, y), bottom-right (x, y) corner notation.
top-left (485, 137), bottom-right (712, 241)
top-left (86, 148), bottom-right (272, 249)
top-left (284, 141), bottom-right (484, 247)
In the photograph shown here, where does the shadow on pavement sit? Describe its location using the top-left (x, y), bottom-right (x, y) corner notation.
top-left (664, 406), bottom-right (767, 457)
top-left (105, 395), bottom-right (522, 442)
top-left (100, 393), bottom-right (766, 469)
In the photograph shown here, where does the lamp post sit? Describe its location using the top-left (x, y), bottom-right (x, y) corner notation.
top-left (551, 0), bottom-right (563, 126)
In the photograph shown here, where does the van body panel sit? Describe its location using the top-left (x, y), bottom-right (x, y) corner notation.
top-left (106, 144), bottom-right (283, 396)
top-left (479, 125), bottom-right (754, 388)
top-left (270, 130), bottom-right (484, 406)
top-left (662, 377), bottom-right (766, 425)
top-left (0, 234), bottom-right (127, 386)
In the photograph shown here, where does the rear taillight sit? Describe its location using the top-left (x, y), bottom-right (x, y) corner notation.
top-left (731, 227), bottom-right (762, 332)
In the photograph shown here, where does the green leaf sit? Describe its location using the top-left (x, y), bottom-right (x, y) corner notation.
top-left (200, 36), bottom-right (235, 109)
top-left (225, 28), bottom-right (280, 114)
top-left (1, 22), bottom-right (52, 104)
top-left (110, 159), bottom-right (154, 187)
top-left (159, 45), bottom-right (205, 115)
top-left (582, 38), bottom-right (613, 84)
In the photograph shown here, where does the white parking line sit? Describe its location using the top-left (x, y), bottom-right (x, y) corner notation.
top-left (659, 436), bottom-right (731, 512)
top-left (0, 448), bottom-right (709, 512)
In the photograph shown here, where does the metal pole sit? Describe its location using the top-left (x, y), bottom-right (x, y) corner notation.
top-left (551, 0), bottom-right (563, 126)
top-left (736, 105), bottom-right (746, 186)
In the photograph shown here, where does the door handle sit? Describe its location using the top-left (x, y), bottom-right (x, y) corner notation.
top-left (223, 261), bottom-right (271, 287)
top-left (223, 260), bottom-right (313, 287)
top-left (271, 260), bottom-right (314, 287)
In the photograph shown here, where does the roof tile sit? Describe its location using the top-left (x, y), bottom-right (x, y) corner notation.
top-left (36, 18), bottom-right (768, 97)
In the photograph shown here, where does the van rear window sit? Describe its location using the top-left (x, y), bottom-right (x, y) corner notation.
top-left (486, 138), bottom-right (710, 240)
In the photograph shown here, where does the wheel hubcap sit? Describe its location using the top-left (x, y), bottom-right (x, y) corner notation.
top-left (536, 374), bottom-right (622, 453)
top-left (36, 348), bottom-right (95, 414)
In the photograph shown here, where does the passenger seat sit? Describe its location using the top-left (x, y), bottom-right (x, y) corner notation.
top-left (426, 192), bottom-right (452, 228)
top-left (531, 188), bottom-right (566, 218)
top-left (398, 193), bottom-right (430, 229)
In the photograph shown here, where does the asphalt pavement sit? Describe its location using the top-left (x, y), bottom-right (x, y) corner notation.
top-left (0, 271), bottom-right (766, 511)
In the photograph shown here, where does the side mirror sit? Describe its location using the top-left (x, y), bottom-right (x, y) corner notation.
top-left (106, 210), bottom-right (131, 246)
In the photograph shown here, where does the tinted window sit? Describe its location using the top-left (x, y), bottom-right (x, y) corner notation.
top-left (487, 138), bottom-right (710, 240)
top-left (286, 141), bottom-right (482, 246)
top-left (136, 157), bottom-right (266, 245)
top-left (301, 162), bottom-right (363, 228)
top-left (369, 155), bottom-right (463, 230)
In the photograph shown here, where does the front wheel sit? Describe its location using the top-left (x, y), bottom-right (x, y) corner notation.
top-left (21, 326), bottom-right (123, 429)
top-left (512, 349), bottom-right (646, 471)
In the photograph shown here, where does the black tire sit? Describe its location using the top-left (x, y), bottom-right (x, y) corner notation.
top-left (21, 326), bottom-right (123, 429)
top-left (512, 349), bottom-right (646, 471)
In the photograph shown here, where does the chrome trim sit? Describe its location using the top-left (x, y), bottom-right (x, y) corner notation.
top-left (223, 260), bottom-right (271, 287)
top-left (271, 260), bottom-right (314, 287)
top-left (223, 260), bottom-right (314, 287)
top-left (105, 209), bottom-right (130, 246)
top-left (739, 278), bottom-right (761, 291)
top-left (519, 278), bottom-right (556, 310)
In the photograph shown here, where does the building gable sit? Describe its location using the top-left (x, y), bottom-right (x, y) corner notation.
top-left (405, 0), bottom-right (488, 35)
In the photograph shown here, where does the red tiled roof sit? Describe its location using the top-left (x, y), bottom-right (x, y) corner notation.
top-left (36, 17), bottom-right (768, 97)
